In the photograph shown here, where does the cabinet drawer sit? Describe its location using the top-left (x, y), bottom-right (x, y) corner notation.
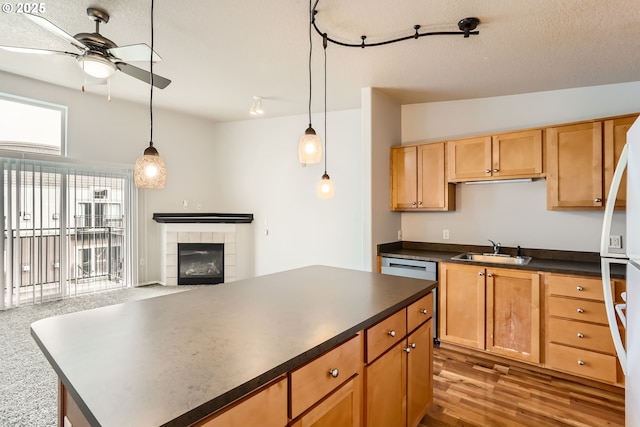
top-left (290, 334), bottom-right (362, 419)
top-left (548, 296), bottom-right (608, 324)
top-left (547, 343), bottom-right (618, 383)
top-left (547, 275), bottom-right (604, 301)
top-left (407, 292), bottom-right (434, 332)
top-left (194, 377), bottom-right (287, 427)
top-left (548, 318), bottom-right (615, 354)
top-left (366, 309), bottom-right (407, 363)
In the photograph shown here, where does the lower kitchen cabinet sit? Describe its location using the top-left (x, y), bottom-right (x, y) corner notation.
top-left (290, 376), bottom-right (361, 427)
top-left (439, 263), bottom-right (541, 364)
top-left (544, 273), bottom-right (625, 385)
top-left (364, 294), bottom-right (434, 427)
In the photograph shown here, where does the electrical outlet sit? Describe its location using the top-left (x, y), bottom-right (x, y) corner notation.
top-left (443, 229), bottom-right (450, 240)
top-left (609, 235), bottom-right (622, 249)
top-left (397, 230), bottom-right (402, 240)
top-left (182, 200), bottom-right (188, 209)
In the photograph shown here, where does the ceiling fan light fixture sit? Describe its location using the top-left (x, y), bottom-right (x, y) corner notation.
top-left (77, 53), bottom-right (116, 79)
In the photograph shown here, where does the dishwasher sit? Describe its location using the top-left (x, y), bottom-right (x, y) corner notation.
top-left (381, 257), bottom-right (439, 345)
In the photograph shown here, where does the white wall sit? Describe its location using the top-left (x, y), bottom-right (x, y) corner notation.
top-left (400, 82), bottom-right (640, 251)
top-left (209, 109), bottom-right (364, 276)
top-left (364, 88), bottom-right (402, 270)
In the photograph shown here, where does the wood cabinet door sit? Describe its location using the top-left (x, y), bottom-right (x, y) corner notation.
top-left (546, 122), bottom-right (603, 209)
top-left (417, 142), bottom-right (455, 210)
top-left (365, 341), bottom-right (407, 427)
top-left (604, 115), bottom-right (637, 209)
top-left (291, 376), bottom-right (361, 427)
top-left (439, 263), bottom-right (486, 349)
top-left (447, 136), bottom-right (492, 182)
top-left (406, 319), bottom-right (433, 427)
top-left (486, 268), bottom-right (540, 363)
top-left (391, 146), bottom-right (418, 210)
top-left (491, 129), bottom-right (543, 178)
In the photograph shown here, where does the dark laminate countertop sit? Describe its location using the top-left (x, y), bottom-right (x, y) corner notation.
top-left (378, 241), bottom-right (626, 279)
top-left (31, 265), bottom-right (436, 427)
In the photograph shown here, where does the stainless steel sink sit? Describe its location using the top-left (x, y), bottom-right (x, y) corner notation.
top-left (451, 252), bottom-right (532, 265)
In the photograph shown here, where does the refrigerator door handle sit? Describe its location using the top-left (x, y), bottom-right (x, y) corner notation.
top-left (601, 258), bottom-right (627, 375)
top-left (600, 143), bottom-right (628, 258)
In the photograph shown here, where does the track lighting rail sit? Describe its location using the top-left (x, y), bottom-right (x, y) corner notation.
top-left (310, 0), bottom-right (479, 48)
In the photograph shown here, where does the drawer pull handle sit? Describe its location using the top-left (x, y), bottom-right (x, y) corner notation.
top-left (577, 308), bottom-right (584, 313)
top-left (410, 342), bottom-right (417, 349)
top-left (578, 360), bottom-right (585, 366)
top-left (577, 333), bottom-right (584, 338)
top-left (577, 286), bottom-right (584, 291)
top-left (328, 368), bottom-right (339, 378)
top-left (404, 347), bottom-right (411, 353)
top-left (388, 330), bottom-right (396, 337)
top-left (419, 308), bottom-right (428, 315)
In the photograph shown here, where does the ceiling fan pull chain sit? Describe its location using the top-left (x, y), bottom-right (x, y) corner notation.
top-left (107, 79), bottom-right (112, 102)
top-left (81, 60), bottom-right (86, 92)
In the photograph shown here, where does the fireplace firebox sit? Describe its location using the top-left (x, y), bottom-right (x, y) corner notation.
top-left (177, 243), bottom-right (224, 285)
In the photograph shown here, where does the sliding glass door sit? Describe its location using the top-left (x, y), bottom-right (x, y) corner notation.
top-left (0, 156), bottom-right (136, 309)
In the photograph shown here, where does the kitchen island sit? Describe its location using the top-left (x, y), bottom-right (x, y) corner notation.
top-left (31, 265), bottom-right (437, 427)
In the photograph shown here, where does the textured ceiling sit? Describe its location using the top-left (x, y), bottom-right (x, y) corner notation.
top-left (0, 0), bottom-right (639, 122)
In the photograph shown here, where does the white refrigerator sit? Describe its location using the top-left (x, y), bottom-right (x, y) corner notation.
top-left (601, 115), bottom-right (640, 426)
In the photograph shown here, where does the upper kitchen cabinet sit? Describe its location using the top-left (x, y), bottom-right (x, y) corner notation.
top-left (546, 122), bottom-right (603, 210)
top-left (604, 115), bottom-right (638, 209)
top-left (546, 114), bottom-right (638, 210)
top-left (447, 130), bottom-right (543, 182)
top-left (390, 142), bottom-right (455, 211)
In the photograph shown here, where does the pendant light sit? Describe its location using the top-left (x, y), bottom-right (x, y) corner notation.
top-left (317, 33), bottom-right (334, 198)
top-left (298, 0), bottom-right (322, 166)
top-left (134, 0), bottom-right (167, 189)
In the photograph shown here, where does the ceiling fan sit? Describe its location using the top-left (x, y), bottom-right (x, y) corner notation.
top-left (0, 7), bottom-right (171, 89)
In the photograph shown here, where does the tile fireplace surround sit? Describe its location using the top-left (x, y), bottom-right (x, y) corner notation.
top-left (153, 213), bottom-right (254, 286)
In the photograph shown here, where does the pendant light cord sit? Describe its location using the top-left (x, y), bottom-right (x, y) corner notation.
top-left (307, 0), bottom-right (313, 128)
top-left (149, 0), bottom-right (154, 146)
top-left (323, 33), bottom-right (327, 174)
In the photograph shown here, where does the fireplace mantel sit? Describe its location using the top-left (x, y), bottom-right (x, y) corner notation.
top-left (153, 213), bottom-right (253, 224)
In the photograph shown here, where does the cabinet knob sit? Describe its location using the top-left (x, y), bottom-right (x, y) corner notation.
top-left (418, 201), bottom-right (423, 206)
top-left (578, 360), bottom-right (585, 366)
top-left (411, 201), bottom-right (417, 206)
top-left (487, 273), bottom-right (493, 277)
top-left (403, 347), bottom-right (411, 353)
top-left (485, 169), bottom-right (491, 174)
top-left (388, 330), bottom-right (396, 337)
top-left (594, 198), bottom-right (602, 203)
top-left (410, 342), bottom-right (417, 349)
top-left (478, 272), bottom-right (484, 276)
top-left (577, 286), bottom-right (584, 291)
top-left (577, 308), bottom-right (584, 314)
top-left (577, 333), bottom-right (584, 338)
top-left (419, 308), bottom-right (428, 315)
top-left (493, 169), bottom-right (499, 173)
top-left (328, 368), bottom-right (339, 378)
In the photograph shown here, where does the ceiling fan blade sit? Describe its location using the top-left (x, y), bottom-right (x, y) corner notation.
top-left (108, 44), bottom-right (162, 62)
top-left (117, 63), bottom-right (171, 89)
top-left (23, 13), bottom-right (86, 50)
top-left (0, 45), bottom-right (78, 57)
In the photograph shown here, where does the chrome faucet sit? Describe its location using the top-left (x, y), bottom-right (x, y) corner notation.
top-left (488, 239), bottom-right (501, 255)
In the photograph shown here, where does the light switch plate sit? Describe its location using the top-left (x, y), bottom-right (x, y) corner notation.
top-left (609, 235), bottom-right (622, 249)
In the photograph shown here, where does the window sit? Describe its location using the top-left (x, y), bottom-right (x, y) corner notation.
top-left (0, 93), bottom-right (66, 155)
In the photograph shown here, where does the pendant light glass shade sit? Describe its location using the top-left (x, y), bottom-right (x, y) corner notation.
top-left (317, 172), bottom-right (334, 198)
top-left (134, 143), bottom-right (166, 189)
top-left (298, 126), bottom-right (322, 165)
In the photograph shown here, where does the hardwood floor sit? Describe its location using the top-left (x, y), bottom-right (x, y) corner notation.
top-left (420, 347), bottom-right (625, 427)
